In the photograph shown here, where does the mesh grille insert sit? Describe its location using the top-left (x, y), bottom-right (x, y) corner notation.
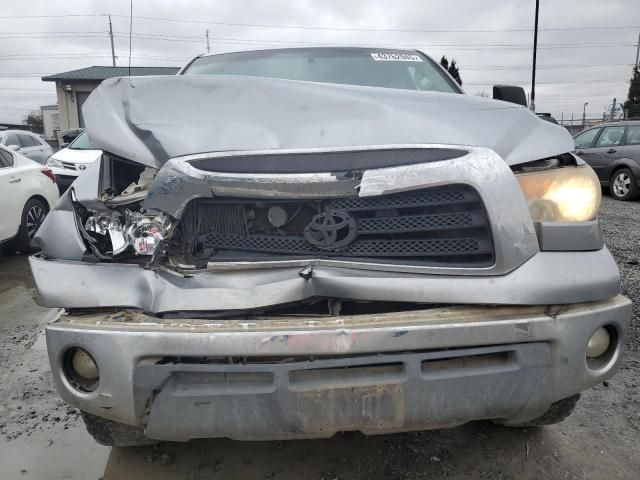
top-left (178, 184), bottom-right (494, 267)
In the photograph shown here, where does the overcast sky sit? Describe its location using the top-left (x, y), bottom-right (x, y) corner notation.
top-left (0, 0), bottom-right (638, 124)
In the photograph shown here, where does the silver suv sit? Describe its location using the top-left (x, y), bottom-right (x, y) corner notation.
top-left (31, 47), bottom-right (631, 446)
top-left (574, 119), bottom-right (640, 200)
top-left (0, 129), bottom-right (53, 164)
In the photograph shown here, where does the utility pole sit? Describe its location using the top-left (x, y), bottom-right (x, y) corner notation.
top-left (635, 31), bottom-right (640, 68)
top-left (206, 29), bottom-right (211, 53)
top-left (108, 15), bottom-right (116, 67)
top-left (582, 102), bottom-right (588, 129)
top-left (530, 0), bottom-right (540, 112)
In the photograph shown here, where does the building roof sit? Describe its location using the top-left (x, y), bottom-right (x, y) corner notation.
top-left (42, 66), bottom-right (180, 82)
top-left (41, 104), bottom-right (58, 110)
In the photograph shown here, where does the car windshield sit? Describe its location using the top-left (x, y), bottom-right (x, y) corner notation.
top-left (68, 132), bottom-right (95, 150)
top-left (183, 48), bottom-right (461, 94)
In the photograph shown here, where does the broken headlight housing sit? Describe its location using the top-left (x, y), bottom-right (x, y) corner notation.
top-left (516, 164), bottom-right (601, 222)
top-left (84, 209), bottom-right (170, 257)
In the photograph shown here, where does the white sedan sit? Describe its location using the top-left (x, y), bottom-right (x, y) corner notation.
top-left (0, 145), bottom-right (59, 252)
top-left (46, 131), bottom-right (102, 192)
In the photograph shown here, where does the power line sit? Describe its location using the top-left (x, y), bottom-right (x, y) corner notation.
top-left (0, 72), bottom-right (629, 85)
top-left (0, 30), bottom-right (104, 34)
top-left (99, 15), bottom-right (640, 34)
top-left (0, 14), bottom-right (104, 19)
top-left (108, 34), bottom-right (639, 49)
top-left (0, 53), bottom-right (188, 61)
top-left (0, 14), bottom-right (637, 33)
top-left (465, 80), bottom-right (629, 85)
top-left (5, 30), bottom-right (636, 49)
top-left (0, 105), bottom-right (39, 111)
top-left (0, 88), bottom-right (56, 91)
top-left (0, 53), bottom-right (629, 70)
top-left (0, 34), bottom-right (106, 39)
top-left (0, 13), bottom-right (638, 33)
top-left (463, 63), bottom-right (632, 70)
top-left (0, 93), bottom-right (56, 97)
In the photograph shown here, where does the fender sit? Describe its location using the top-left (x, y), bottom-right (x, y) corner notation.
top-left (603, 157), bottom-right (640, 186)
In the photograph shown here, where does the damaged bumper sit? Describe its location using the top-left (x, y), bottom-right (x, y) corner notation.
top-left (30, 247), bottom-right (621, 312)
top-left (45, 295), bottom-right (631, 441)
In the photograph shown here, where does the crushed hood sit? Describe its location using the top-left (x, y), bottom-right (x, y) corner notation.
top-left (83, 74), bottom-right (573, 168)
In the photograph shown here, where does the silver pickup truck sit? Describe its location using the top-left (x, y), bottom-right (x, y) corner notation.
top-left (30, 47), bottom-right (631, 446)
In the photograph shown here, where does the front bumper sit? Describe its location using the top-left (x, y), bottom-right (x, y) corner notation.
top-left (46, 295), bottom-right (631, 441)
top-left (30, 247), bottom-right (621, 313)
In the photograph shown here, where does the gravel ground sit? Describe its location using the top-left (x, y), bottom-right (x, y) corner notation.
top-left (599, 195), bottom-right (640, 352)
top-left (0, 192), bottom-right (638, 480)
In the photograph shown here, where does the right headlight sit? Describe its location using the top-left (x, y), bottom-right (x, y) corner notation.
top-left (516, 165), bottom-right (601, 222)
top-left (46, 156), bottom-right (63, 169)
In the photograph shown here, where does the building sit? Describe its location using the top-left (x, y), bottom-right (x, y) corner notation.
top-left (41, 66), bottom-right (180, 135)
top-left (40, 104), bottom-right (60, 142)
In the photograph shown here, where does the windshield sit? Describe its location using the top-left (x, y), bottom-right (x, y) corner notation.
top-left (183, 48), bottom-right (461, 94)
top-left (68, 131), bottom-right (95, 150)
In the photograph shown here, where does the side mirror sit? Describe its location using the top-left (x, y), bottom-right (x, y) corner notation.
top-left (7, 144), bottom-right (20, 152)
top-left (61, 143), bottom-right (69, 149)
top-left (493, 85), bottom-right (527, 107)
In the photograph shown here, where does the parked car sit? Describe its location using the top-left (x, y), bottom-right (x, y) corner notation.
top-left (60, 128), bottom-right (85, 148)
top-left (0, 129), bottom-right (54, 165)
top-left (46, 131), bottom-right (102, 193)
top-left (573, 119), bottom-right (640, 200)
top-left (0, 145), bottom-right (59, 251)
top-left (32, 47), bottom-right (630, 446)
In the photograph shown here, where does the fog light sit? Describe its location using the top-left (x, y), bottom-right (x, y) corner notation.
top-left (72, 349), bottom-right (99, 380)
top-left (63, 348), bottom-right (99, 392)
top-left (586, 327), bottom-right (611, 359)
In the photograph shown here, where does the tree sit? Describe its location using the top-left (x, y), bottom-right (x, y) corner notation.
top-left (23, 111), bottom-right (43, 131)
top-left (624, 66), bottom-right (640, 118)
top-left (440, 56), bottom-right (463, 86)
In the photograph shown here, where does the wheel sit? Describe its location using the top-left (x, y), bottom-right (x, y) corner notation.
top-left (495, 394), bottom-right (580, 428)
top-left (81, 412), bottom-right (158, 447)
top-left (610, 168), bottom-right (639, 201)
top-left (14, 197), bottom-right (48, 253)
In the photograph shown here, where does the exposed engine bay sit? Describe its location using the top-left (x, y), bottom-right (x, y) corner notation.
top-left (70, 155), bottom-right (171, 262)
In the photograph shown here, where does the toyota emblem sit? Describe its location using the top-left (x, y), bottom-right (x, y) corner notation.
top-left (304, 210), bottom-right (358, 251)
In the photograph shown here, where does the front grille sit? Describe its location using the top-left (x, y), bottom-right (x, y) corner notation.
top-left (178, 184), bottom-right (494, 267)
top-left (61, 161), bottom-right (77, 170)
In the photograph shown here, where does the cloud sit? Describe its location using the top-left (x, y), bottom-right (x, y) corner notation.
top-left (0, 0), bottom-right (637, 124)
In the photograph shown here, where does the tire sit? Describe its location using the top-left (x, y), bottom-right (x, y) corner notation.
top-left (610, 168), bottom-right (640, 201)
top-left (495, 394), bottom-right (580, 428)
top-left (81, 412), bottom-right (158, 447)
top-left (14, 197), bottom-right (49, 253)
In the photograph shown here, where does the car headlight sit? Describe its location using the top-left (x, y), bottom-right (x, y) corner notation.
top-left (46, 157), bottom-right (63, 169)
top-left (516, 165), bottom-right (601, 222)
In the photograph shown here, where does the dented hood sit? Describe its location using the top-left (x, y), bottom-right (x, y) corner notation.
top-left (83, 74), bottom-right (573, 168)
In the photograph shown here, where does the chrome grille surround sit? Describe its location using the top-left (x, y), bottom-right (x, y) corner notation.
top-left (148, 145), bottom-right (540, 275)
